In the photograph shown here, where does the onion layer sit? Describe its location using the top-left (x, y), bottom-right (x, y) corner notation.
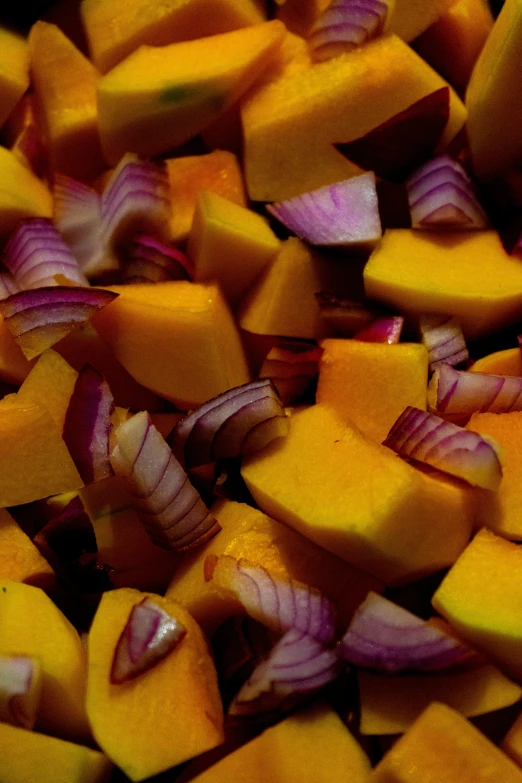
top-left (122, 234), bottom-right (193, 284)
top-left (383, 406), bottom-right (503, 490)
top-left (0, 274), bottom-right (19, 301)
top-left (420, 315), bottom-right (469, 372)
top-left (0, 655), bottom-right (40, 729)
top-left (259, 340), bottom-right (322, 405)
top-left (428, 362), bottom-right (522, 421)
top-left (309, 0), bottom-right (388, 62)
top-left (354, 315), bottom-right (404, 344)
top-left (315, 293), bottom-right (382, 336)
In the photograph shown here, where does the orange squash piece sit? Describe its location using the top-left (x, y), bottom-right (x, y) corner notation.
top-left (388, 0), bottom-right (456, 43)
top-left (0, 315), bottom-right (32, 385)
top-left (16, 349), bottom-right (78, 432)
top-left (86, 588), bottom-right (224, 781)
top-left (275, 0), bottom-right (330, 37)
top-left (0, 27), bottom-right (30, 130)
top-left (471, 347), bottom-right (522, 376)
top-left (502, 709), bottom-right (522, 768)
top-left (0, 509), bottom-right (55, 591)
top-left (0, 146), bottom-right (52, 240)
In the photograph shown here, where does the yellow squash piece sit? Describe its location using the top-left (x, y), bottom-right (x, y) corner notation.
top-left (0, 315), bottom-right (32, 385)
top-left (0, 509), bottom-right (55, 591)
top-left (0, 27), bottom-right (30, 130)
top-left (28, 21), bottom-right (104, 182)
top-left (86, 588), bottom-right (224, 781)
top-left (275, 0), bottom-right (330, 37)
top-left (16, 349), bottom-right (78, 432)
top-left (241, 404), bottom-right (473, 585)
top-left (502, 709), bottom-right (522, 768)
top-left (97, 21), bottom-right (286, 164)
top-left (388, 0), bottom-right (456, 43)
top-left (364, 230), bottom-right (522, 339)
top-left (471, 347), bottom-right (522, 376)
top-left (0, 146), bottom-right (52, 239)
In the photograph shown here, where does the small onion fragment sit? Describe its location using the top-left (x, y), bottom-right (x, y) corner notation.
top-left (419, 314), bottom-right (468, 373)
top-left (428, 362), bottom-right (522, 421)
top-left (0, 286), bottom-right (119, 360)
top-left (204, 554), bottom-right (336, 643)
top-left (383, 406), bottom-right (503, 490)
top-left (0, 273), bottom-right (19, 301)
top-left (169, 379), bottom-right (289, 469)
top-left (259, 340), bottom-right (322, 405)
top-left (266, 173), bottom-right (382, 249)
top-left (0, 655), bottom-right (40, 729)
top-left (309, 0), bottom-right (388, 62)
top-left (315, 292), bottom-right (382, 336)
top-left (122, 234), bottom-right (193, 284)
top-left (354, 315), bottom-right (404, 344)
top-left (110, 411), bottom-right (220, 551)
top-left (229, 628), bottom-right (341, 716)
top-left (3, 218), bottom-right (89, 289)
top-left (62, 365), bottom-right (115, 484)
top-left (406, 156), bottom-right (489, 229)
top-left (339, 592), bottom-right (475, 673)
top-left (111, 598), bottom-right (186, 684)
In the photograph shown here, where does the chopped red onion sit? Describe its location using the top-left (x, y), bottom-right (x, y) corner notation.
top-left (354, 315), bottom-right (404, 344)
top-left (309, 0), bottom-right (388, 62)
top-left (0, 655), bottom-right (38, 729)
top-left (383, 406), bottom-right (503, 490)
top-left (11, 122), bottom-right (46, 179)
top-left (428, 362), bottom-right (522, 420)
top-left (0, 286), bottom-right (119, 360)
top-left (62, 365), bottom-right (115, 484)
top-left (0, 273), bottom-right (19, 301)
top-left (2, 219), bottom-right (89, 290)
top-left (259, 340), bottom-right (323, 405)
top-left (110, 411), bottom-right (220, 551)
top-left (339, 592), bottom-right (475, 673)
top-left (419, 315), bottom-right (469, 373)
top-left (204, 554), bottom-right (336, 643)
top-left (122, 234), bottom-right (193, 284)
top-left (229, 628), bottom-right (341, 716)
top-left (169, 379), bottom-right (289, 469)
top-left (406, 156), bottom-right (489, 229)
top-left (111, 598), bottom-right (186, 684)
top-left (266, 173), bottom-right (382, 249)
top-left (315, 292), bottom-right (381, 336)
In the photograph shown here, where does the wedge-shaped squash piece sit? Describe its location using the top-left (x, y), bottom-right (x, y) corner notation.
top-left (359, 664), bottom-right (522, 735)
top-left (185, 704), bottom-right (371, 783)
top-left (189, 191), bottom-right (281, 306)
top-left (86, 588), bottom-right (224, 781)
top-left (317, 339), bottom-right (429, 444)
top-left (502, 709), bottom-right (522, 769)
top-left (167, 499), bottom-right (381, 635)
top-left (0, 315), bottom-right (31, 385)
top-left (97, 21), bottom-right (286, 164)
top-left (370, 702), bottom-right (522, 783)
top-left (388, 0), bottom-right (456, 43)
top-left (0, 509), bottom-right (55, 591)
top-left (364, 230), bottom-right (522, 340)
top-left (0, 146), bottom-right (52, 239)
top-left (0, 722), bottom-right (112, 783)
top-left (28, 22), bottom-right (104, 182)
top-left (241, 404), bottom-right (473, 585)
top-left (82, 0), bottom-right (266, 74)
top-left (0, 27), bottom-right (30, 129)
top-left (242, 34), bottom-right (466, 201)
top-left (92, 281), bottom-right (250, 409)
top-left (0, 580), bottom-right (91, 742)
top-left (471, 348), bottom-right (522, 376)
top-left (16, 349), bottom-right (78, 432)
top-left (466, 0), bottom-right (522, 181)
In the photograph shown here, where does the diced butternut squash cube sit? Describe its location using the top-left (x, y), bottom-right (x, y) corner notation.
top-left (82, 0), bottom-right (266, 74)
top-left (432, 528), bottom-right (522, 680)
top-left (0, 722), bottom-right (112, 783)
top-left (97, 21), bottom-right (286, 164)
top-left (370, 702), bottom-right (522, 783)
top-left (92, 281), bottom-right (250, 409)
top-left (189, 191), bottom-right (281, 306)
top-left (167, 150), bottom-right (246, 243)
top-left (317, 339), bottom-right (429, 444)
top-left (241, 404), bottom-right (473, 585)
top-left (0, 146), bottom-right (52, 239)
top-left (388, 0), bottom-right (456, 43)
top-left (16, 349), bottom-right (78, 433)
top-left (0, 509), bottom-right (55, 591)
top-left (471, 347), bottom-right (522, 376)
top-left (28, 22), bottom-right (104, 182)
top-left (0, 27), bottom-right (30, 130)
top-left (0, 580), bottom-right (91, 742)
top-left (502, 709), bottom-right (522, 768)
top-left (0, 315), bottom-right (32, 385)
top-left (86, 588), bottom-right (224, 781)
top-left (364, 230), bottom-right (522, 339)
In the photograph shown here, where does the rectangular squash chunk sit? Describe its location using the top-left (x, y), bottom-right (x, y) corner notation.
top-left (0, 509), bottom-right (55, 591)
top-left (0, 27), bottom-right (30, 129)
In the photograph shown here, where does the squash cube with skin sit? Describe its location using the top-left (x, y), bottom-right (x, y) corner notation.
top-left (316, 339), bottom-right (429, 444)
top-left (189, 191), bottom-right (281, 307)
top-left (97, 21), bottom-right (286, 165)
top-left (86, 588), bottom-right (224, 782)
top-left (0, 509), bottom-right (55, 591)
top-left (92, 281), bottom-right (250, 410)
top-left (0, 27), bottom-right (30, 130)
top-left (0, 146), bottom-right (52, 240)
top-left (241, 404), bottom-right (473, 585)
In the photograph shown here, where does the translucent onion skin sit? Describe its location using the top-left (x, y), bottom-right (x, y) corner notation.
top-left (266, 173), bottom-right (382, 249)
top-left (111, 598), bottom-right (186, 684)
top-left (420, 315), bottom-right (469, 373)
top-left (110, 411), bottom-right (220, 552)
top-left (122, 234), bottom-right (193, 284)
top-left (259, 341), bottom-right (323, 406)
top-left (0, 656), bottom-right (39, 729)
top-left (204, 554), bottom-right (336, 643)
top-left (339, 592), bottom-right (475, 673)
top-left (309, 0), bottom-right (388, 63)
top-left (354, 315), bottom-right (404, 344)
top-left (169, 379), bottom-right (289, 469)
top-left (383, 406), bottom-right (503, 490)
top-left (428, 362), bottom-right (522, 421)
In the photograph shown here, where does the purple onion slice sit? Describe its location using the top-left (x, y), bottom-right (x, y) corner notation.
top-left (383, 406), bottom-right (503, 490)
top-left (0, 655), bottom-right (40, 729)
top-left (204, 554), bottom-right (336, 643)
top-left (419, 315), bottom-right (469, 373)
top-left (354, 315), bottom-right (404, 344)
top-left (259, 340), bottom-right (323, 405)
top-left (266, 173), bottom-right (382, 249)
top-left (3, 218), bottom-right (89, 289)
top-left (111, 598), bottom-right (186, 684)
top-left (339, 592), bottom-right (476, 673)
top-left (62, 365), bottom-right (115, 484)
top-left (0, 286), bottom-right (119, 360)
top-left (110, 411), bottom-right (220, 551)
top-left (122, 234), bottom-right (193, 284)
top-left (0, 273), bottom-right (19, 301)
top-left (309, 0), bottom-right (388, 62)
top-left (169, 379), bottom-right (289, 469)
top-left (428, 362), bottom-right (522, 421)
